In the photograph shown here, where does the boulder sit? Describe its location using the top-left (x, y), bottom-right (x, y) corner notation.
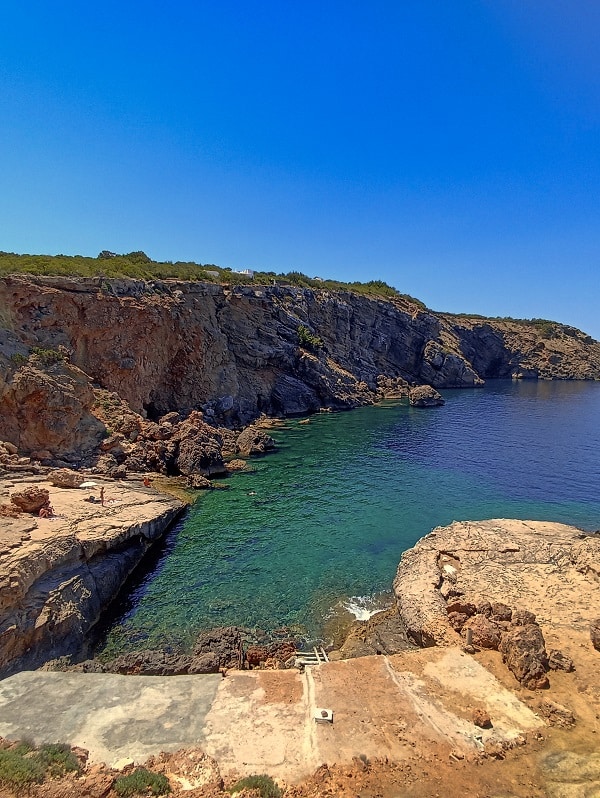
top-left (48, 468), bottom-right (85, 488)
top-left (188, 653), bottom-right (220, 674)
top-left (10, 486), bottom-right (50, 513)
top-left (461, 615), bottom-right (502, 650)
top-left (512, 609), bottom-right (537, 626)
top-left (447, 612), bottom-right (469, 631)
top-left (408, 385), bottom-right (445, 407)
top-left (227, 458), bottom-right (248, 471)
top-left (446, 599), bottom-right (477, 617)
top-left (472, 708), bottom-right (493, 728)
top-left (30, 449), bottom-right (52, 462)
top-left (547, 649), bottom-right (575, 672)
top-left (174, 419), bottom-right (227, 476)
top-left (499, 623), bottom-right (549, 690)
top-left (193, 626), bottom-right (244, 668)
top-left (236, 427), bottom-right (276, 456)
top-left (187, 474), bottom-right (213, 489)
top-left (491, 602), bottom-right (513, 622)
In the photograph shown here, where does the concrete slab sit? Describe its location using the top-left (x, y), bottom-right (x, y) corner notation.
top-left (0, 671), bottom-right (221, 766)
top-left (0, 651), bottom-right (544, 781)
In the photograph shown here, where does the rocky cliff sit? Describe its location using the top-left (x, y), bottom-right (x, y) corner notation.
top-left (1, 275), bottom-right (599, 459)
top-left (0, 477), bottom-right (184, 676)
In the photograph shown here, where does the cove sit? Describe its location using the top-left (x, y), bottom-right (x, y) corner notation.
top-left (97, 380), bottom-right (600, 657)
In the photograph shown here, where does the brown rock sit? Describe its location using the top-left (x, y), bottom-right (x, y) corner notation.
top-left (193, 626), bottom-right (244, 668)
top-left (476, 600), bottom-right (493, 617)
top-left (188, 653), bottom-right (220, 674)
top-left (446, 599), bottom-right (477, 617)
top-left (491, 602), bottom-right (513, 622)
top-left (246, 645), bottom-right (269, 667)
top-left (10, 486), bottom-right (50, 513)
top-left (547, 648), bottom-right (575, 672)
top-left (499, 624), bottom-right (549, 690)
top-left (227, 458), bottom-right (248, 471)
top-left (409, 384), bottom-right (445, 407)
top-left (461, 615), bottom-right (502, 650)
top-left (590, 619), bottom-right (600, 651)
top-left (30, 449), bottom-right (52, 461)
top-left (472, 708), bottom-right (492, 728)
top-left (236, 427), bottom-right (276, 456)
top-left (512, 609), bottom-right (537, 626)
top-left (146, 748), bottom-right (223, 793)
top-left (48, 468), bottom-right (85, 488)
top-left (448, 612), bottom-right (469, 631)
top-left (187, 474), bottom-right (213, 489)
top-left (538, 699), bottom-right (576, 727)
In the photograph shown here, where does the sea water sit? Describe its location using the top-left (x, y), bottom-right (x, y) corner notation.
top-left (97, 380), bottom-right (600, 656)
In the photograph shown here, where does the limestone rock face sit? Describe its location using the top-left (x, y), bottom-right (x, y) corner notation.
top-left (393, 519), bottom-right (600, 658)
top-left (0, 349), bottom-right (105, 460)
top-left (0, 481), bottom-right (184, 676)
top-left (1, 275), bottom-right (597, 440)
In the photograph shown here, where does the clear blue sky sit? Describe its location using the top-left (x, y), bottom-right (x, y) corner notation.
top-left (1, 1), bottom-right (599, 337)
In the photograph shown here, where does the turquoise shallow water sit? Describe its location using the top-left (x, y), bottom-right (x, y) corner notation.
top-left (98, 380), bottom-right (600, 655)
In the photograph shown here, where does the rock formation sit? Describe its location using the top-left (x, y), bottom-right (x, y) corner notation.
top-left (393, 519), bottom-right (600, 687)
top-left (0, 478), bottom-right (184, 676)
top-left (0, 275), bottom-right (598, 467)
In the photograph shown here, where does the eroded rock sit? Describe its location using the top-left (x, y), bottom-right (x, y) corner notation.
top-left (10, 486), bottom-right (50, 513)
top-left (48, 468), bottom-right (85, 488)
top-left (236, 427), bottom-right (276, 456)
top-left (408, 384), bottom-right (445, 407)
top-left (499, 623), bottom-right (549, 690)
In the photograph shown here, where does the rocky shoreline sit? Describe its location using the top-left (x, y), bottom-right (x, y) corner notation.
top-left (0, 473), bottom-right (185, 677)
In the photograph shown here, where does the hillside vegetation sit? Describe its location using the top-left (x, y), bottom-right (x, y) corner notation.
top-left (0, 250), bottom-right (422, 305)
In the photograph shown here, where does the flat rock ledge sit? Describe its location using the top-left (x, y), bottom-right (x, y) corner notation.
top-left (393, 519), bottom-right (600, 653)
top-left (0, 476), bottom-right (185, 676)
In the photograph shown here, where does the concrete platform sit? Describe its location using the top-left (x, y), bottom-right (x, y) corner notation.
top-left (0, 649), bottom-right (543, 782)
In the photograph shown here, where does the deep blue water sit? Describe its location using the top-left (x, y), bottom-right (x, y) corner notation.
top-left (98, 380), bottom-right (600, 655)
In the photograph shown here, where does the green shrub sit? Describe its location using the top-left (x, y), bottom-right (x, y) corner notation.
top-left (30, 347), bottom-right (64, 366)
top-left (297, 325), bottom-right (323, 351)
top-left (0, 748), bottom-right (44, 789)
top-left (229, 774), bottom-right (282, 798)
top-left (36, 743), bottom-right (81, 777)
top-left (114, 767), bottom-right (171, 796)
top-left (10, 352), bottom-right (28, 367)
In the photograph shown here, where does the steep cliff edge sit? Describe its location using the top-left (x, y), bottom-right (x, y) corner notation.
top-left (1, 275), bottom-right (599, 448)
top-left (0, 477), bottom-right (184, 676)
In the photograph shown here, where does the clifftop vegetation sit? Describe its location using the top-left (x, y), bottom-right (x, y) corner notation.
top-left (0, 250), bottom-right (423, 305)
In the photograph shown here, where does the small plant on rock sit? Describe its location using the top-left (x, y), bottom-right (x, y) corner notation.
top-left (10, 352), bottom-right (28, 367)
top-left (0, 748), bottom-right (44, 790)
top-left (114, 767), bottom-right (171, 796)
top-left (30, 347), bottom-right (65, 366)
top-left (229, 774), bottom-right (282, 798)
top-left (297, 325), bottom-right (323, 351)
top-left (36, 743), bottom-right (81, 777)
